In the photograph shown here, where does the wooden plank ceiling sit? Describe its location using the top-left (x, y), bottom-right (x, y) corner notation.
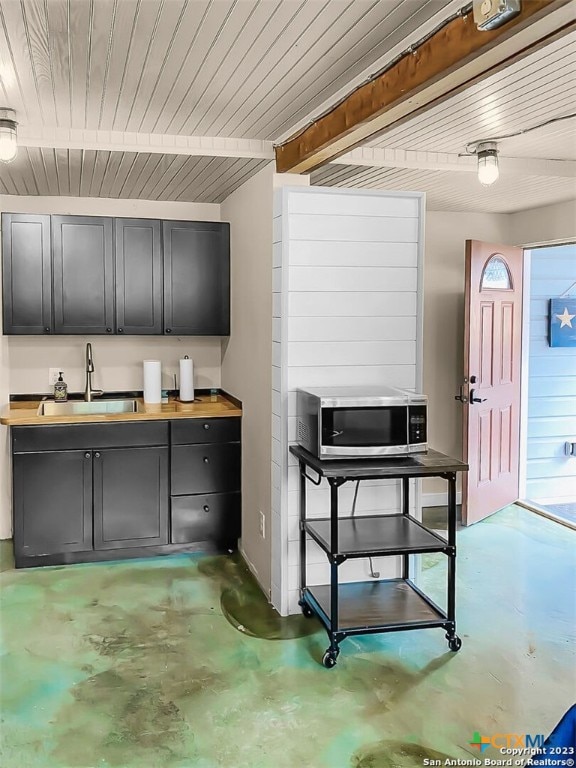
top-left (0, 149), bottom-right (270, 203)
top-left (313, 31), bottom-right (576, 213)
top-left (0, 0), bottom-right (454, 203)
top-left (0, 0), bottom-right (574, 211)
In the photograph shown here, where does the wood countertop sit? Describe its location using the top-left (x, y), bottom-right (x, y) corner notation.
top-left (0, 393), bottom-right (241, 427)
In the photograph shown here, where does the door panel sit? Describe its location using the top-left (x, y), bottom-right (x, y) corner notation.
top-left (93, 447), bottom-right (168, 549)
top-left (52, 215), bottom-right (114, 334)
top-left (462, 241), bottom-right (523, 524)
top-left (171, 443), bottom-right (241, 496)
top-left (13, 450), bottom-right (92, 556)
top-left (115, 218), bottom-right (162, 334)
top-left (163, 221), bottom-right (230, 335)
top-left (171, 492), bottom-right (240, 545)
top-left (2, 213), bottom-right (52, 334)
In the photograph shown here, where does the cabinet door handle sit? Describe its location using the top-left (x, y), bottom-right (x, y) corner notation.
top-left (84, 452), bottom-right (91, 459)
top-left (94, 452), bottom-right (101, 458)
top-left (203, 456), bottom-right (209, 463)
top-left (166, 328), bottom-right (172, 334)
top-left (118, 327), bottom-right (124, 333)
top-left (203, 505), bottom-right (210, 513)
top-left (203, 423), bottom-right (210, 430)
top-left (44, 327), bottom-right (51, 333)
top-left (106, 328), bottom-right (112, 333)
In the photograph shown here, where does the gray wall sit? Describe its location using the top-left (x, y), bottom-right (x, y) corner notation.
top-left (526, 244), bottom-right (576, 504)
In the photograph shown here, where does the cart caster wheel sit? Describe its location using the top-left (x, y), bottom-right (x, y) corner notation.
top-left (447, 635), bottom-right (462, 652)
top-left (322, 649), bottom-right (339, 669)
top-left (301, 603), bottom-right (315, 619)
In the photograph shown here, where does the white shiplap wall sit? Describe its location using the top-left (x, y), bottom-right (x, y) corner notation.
top-left (271, 186), bottom-right (424, 616)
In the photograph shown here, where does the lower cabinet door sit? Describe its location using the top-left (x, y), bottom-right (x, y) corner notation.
top-left (13, 450), bottom-right (93, 556)
top-left (171, 493), bottom-right (240, 545)
top-left (93, 446), bottom-right (168, 549)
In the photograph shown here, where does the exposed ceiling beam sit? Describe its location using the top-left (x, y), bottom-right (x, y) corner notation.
top-left (275, 0), bottom-right (576, 174)
top-left (17, 128), bottom-right (275, 160)
top-left (332, 147), bottom-right (576, 177)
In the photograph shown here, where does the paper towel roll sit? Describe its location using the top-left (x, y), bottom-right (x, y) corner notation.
top-left (143, 360), bottom-right (162, 404)
top-left (179, 356), bottom-right (194, 402)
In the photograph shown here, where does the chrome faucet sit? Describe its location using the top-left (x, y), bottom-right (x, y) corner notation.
top-left (84, 343), bottom-right (103, 402)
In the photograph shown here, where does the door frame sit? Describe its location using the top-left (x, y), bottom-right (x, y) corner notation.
top-left (518, 239), bottom-right (576, 505)
top-left (518, 248), bottom-right (532, 501)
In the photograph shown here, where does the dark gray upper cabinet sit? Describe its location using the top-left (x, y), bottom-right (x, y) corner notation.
top-left (163, 221), bottom-right (230, 335)
top-left (52, 215), bottom-right (115, 334)
top-left (1, 213), bottom-right (52, 334)
top-left (115, 218), bottom-right (162, 335)
top-left (2, 214), bottom-right (230, 335)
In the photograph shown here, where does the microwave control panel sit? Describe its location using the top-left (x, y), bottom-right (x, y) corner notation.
top-left (409, 406), bottom-right (427, 444)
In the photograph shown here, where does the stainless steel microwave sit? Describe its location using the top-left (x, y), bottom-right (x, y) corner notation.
top-left (296, 386), bottom-right (427, 459)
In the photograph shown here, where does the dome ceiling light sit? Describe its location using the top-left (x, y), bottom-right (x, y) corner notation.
top-left (0, 108), bottom-right (18, 163)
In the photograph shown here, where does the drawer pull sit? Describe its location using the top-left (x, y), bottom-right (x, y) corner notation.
top-left (94, 452), bottom-right (101, 458)
top-left (203, 456), bottom-right (209, 463)
top-left (84, 452), bottom-right (91, 459)
top-left (203, 423), bottom-right (210, 430)
top-left (203, 505), bottom-right (210, 513)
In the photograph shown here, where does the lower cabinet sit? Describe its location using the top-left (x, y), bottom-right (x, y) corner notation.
top-left (171, 492), bottom-right (240, 546)
top-left (13, 450), bottom-right (93, 556)
top-left (11, 417), bottom-right (241, 567)
top-left (93, 447), bottom-right (168, 549)
top-left (169, 417), bottom-right (241, 549)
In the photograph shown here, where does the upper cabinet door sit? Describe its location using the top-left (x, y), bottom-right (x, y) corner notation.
top-left (52, 215), bottom-right (114, 334)
top-left (115, 218), bottom-right (162, 335)
top-left (163, 221), bottom-right (230, 335)
top-left (2, 213), bottom-right (52, 335)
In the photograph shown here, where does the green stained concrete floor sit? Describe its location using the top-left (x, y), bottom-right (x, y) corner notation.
top-left (1, 505), bottom-right (575, 768)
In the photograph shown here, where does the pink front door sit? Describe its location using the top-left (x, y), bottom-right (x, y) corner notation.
top-left (462, 241), bottom-right (524, 525)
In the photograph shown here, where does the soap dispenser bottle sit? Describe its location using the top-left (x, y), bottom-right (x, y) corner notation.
top-left (54, 372), bottom-right (68, 402)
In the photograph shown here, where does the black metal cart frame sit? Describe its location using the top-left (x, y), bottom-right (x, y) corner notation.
top-left (290, 446), bottom-right (469, 668)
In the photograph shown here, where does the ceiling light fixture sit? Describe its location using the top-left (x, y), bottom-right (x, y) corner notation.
top-left (476, 141), bottom-right (499, 186)
top-left (0, 108), bottom-right (18, 163)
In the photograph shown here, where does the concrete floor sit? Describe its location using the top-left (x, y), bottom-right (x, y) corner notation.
top-left (1, 504), bottom-right (574, 768)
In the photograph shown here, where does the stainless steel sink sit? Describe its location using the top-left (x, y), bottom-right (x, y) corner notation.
top-left (38, 399), bottom-right (139, 416)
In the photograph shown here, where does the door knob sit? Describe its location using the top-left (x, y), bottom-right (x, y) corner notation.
top-left (203, 457), bottom-right (209, 463)
top-left (84, 452), bottom-right (91, 459)
top-left (203, 505), bottom-right (210, 513)
top-left (470, 389), bottom-right (487, 404)
top-left (94, 452), bottom-right (101, 458)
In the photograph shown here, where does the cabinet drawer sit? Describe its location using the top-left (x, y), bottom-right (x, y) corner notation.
top-left (12, 421), bottom-right (169, 453)
top-left (170, 417), bottom-right (240, 445)
top-left (171, 443), bottom-right (240, 495)
top-left (171, 493), bottom-right (240, 544)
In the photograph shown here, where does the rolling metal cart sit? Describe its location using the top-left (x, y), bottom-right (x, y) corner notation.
top-left (290, 445), bottom-right (469, 668)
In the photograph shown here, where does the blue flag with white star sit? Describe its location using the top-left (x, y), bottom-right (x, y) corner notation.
top-left (549, 298), bottom-right (576, 347)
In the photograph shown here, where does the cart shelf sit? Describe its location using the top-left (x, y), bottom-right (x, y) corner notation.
top-left (304, 579), bottom-right (447, 633)
top-left (290, 444), bottom-right (468, 667)
top-left (305, 513), bottom-right (449, 557)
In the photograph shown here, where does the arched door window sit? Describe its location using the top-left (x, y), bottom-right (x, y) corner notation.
top-left (480, 255), bottom-right (513, 291)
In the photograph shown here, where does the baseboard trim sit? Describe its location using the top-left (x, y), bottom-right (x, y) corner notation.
top-left (238, 544), bottom-right (272, 604)
top-left (422, 491), bottom-right (462, 507)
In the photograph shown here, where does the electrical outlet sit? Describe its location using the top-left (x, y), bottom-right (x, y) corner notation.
top-left (48, 368), bottom-right (63, 387)
top-left (259, 510), bottom-right (266, 539)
